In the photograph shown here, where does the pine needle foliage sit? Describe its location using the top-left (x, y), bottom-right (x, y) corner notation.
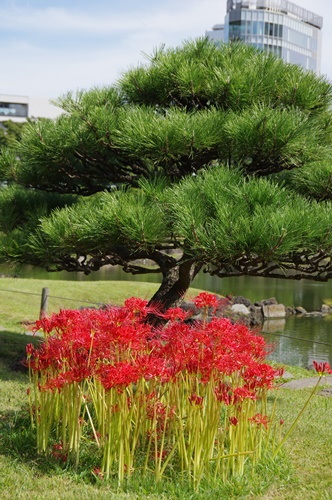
top-left (276, 160), bottom-right (332, 201)
top-left (0, 120), bottom-right (26, 150)
top-left (119, 39), bottom-right (332, 114)
top-left (1, 38), bottom-right (332, 303)
top-left (167, 166), bottom-right (332, 261)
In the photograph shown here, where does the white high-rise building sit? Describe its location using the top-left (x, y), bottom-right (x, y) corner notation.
top-left (0, 94), bottom-right (62, 122)
top-left (206, 0), bottom-right (323, 73)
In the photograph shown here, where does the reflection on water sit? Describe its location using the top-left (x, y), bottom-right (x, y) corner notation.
top-left (1, 264), bottom-right (332, 368)
top-left (193, 274), bottom-right (330, 312)
top-left (262, 316), bottom-right (332, 368)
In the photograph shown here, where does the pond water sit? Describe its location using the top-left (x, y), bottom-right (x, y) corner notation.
top-left (2, 264), bottom-right (332, 369)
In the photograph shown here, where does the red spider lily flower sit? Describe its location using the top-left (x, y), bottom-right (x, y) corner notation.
top-left (92, 467), bottom-right (104, 479)
top-left (249, 413), bottom-right (270, 429)
top-left (243, 363), bottom-right (277, 390)
top-left (148, 448), bottom-right (169, 461)
top-left (146, 400), bottom-right (167, 420)
top-left (28, 296), bottom-right (279, 422)
top-left (123, 463), bottom-right (134, 474)
top-left (145, 400), bottom-right (175, 432)
top-left (313, 360), bottom-right (332, 376)
top-left (229, 416), bottom-right (239, 426)
top-left (193, 292), bottom-right (219, 311)
top-left (215, 382), bottom-right (233, 405)
top-left (53, 442), bottom-right (63, 451)
top-left (124, 296), bottom-right (160, 320)
top-left (161, 307), bottom-right (188, 322)
top-left (124, 296), bottom-right (149, 310)
top-left (96, 362), bottom-right (141, 391)
top-left (273, 367), bottom-right (285, 378)
top-left (188, 393), bottom-right (204, 407)
top-left (232, 386), bottom-right (257, 405)
top-left (111, 403), bottom-right (120, 413)
top-left (51, 441), bottom-right (67, 462)
top-left (26, 343), bottom-right (35, 357)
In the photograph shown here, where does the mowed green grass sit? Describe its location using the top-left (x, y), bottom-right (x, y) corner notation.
top-left (0, 278), bottom-right (332, 498)
top-left (0, 276), bottom-right (203, 332)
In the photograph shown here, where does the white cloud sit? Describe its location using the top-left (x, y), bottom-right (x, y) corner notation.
top-left (0, 0), bottom-right (223, 97)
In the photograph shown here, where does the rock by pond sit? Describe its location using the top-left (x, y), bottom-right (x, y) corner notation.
top-left (181, 294), bottom-right (332, 327)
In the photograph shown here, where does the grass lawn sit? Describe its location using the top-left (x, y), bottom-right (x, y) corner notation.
top-left (0, 277), bottom-right (171, 332)
top-left (0, 277), bottom-right (331, 498)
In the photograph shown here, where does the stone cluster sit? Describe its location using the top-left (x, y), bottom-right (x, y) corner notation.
top-left (181, 295), bottom-right (332, 328)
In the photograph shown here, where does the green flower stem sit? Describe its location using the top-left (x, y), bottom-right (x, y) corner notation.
top-left (62, 385), bottom-right (68, 451)
top-left (102, 389), bottom-right (116, 478)
top-left (273, 375), bottom-right (323, 457)
top-left (82, 392), bottom-right (100, 448)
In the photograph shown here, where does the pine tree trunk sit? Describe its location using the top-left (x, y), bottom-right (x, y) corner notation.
top-left (147, 257), bottom-right (202, 322)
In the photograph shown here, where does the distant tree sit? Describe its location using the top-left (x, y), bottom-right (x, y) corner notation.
top-left (1, 39), bottom-right (332, 311)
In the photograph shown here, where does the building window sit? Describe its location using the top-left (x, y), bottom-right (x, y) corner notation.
top-left (229, 21), bottom-right (246, 39)
top-left (264, 22), bottom-right (283, 39)
top-left (0, 102), bottom-right (28, 118)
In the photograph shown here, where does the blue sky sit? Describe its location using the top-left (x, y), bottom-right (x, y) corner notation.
top-left (0, 0), bottom-right (330, 100)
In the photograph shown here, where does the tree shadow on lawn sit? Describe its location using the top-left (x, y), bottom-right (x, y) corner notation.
top-left (0, 330), bottom-right (68, 480)
top-left (0, 405), bottom-right (67, 479)
top-left (0, 329), bottom-right (41, 379)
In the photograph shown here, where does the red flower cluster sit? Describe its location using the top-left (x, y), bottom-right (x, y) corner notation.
top-left (188, 393), bottom-right (204, 407)
top-left (26, 293), bottom-right (288, 483)
top-left (51, 441), bottom-right (67, 462)
top-left (193, 292), bottom-right (219, 311)
top-left (27, 293), bottom-right (279, 414)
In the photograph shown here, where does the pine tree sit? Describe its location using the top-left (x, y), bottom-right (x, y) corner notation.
top-left (1, 39), bottom-right (332, 311)
top-left (0, 120), bottom-right (26, 150)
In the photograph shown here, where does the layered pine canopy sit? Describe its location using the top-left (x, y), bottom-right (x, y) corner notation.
top-left (1, 39), bottom-right (332, 302)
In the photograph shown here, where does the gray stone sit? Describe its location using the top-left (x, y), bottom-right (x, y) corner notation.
top-left (231, 304), bottom-right (250, 316)
top-left (321, 304), bottom-right (331, 314)
top-left (232, 296), bottom-right (252, 307)
top-left (191, 312), bottom-right (203, 322)
top-left (255, 297), bottom-right (278, 307)
top-left (249, 305), bottom-right (263, 320)
top-left (294, 306), bottom-right (307, 315)
top-left (181, 302), bottom-right (200, 320)
top-left (262, 303), bottom-right (286, 319)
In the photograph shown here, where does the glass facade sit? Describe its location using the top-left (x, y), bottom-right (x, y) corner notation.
top-left (207, 0), bottom-right (322, 73)
top-left (0, 102), bottom-right (28, 118)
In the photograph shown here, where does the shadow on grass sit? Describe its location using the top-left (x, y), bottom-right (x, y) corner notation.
top-left (0, 406), bottom-right (66, 481)
top-left (0, 329), bottom-right (41, 379)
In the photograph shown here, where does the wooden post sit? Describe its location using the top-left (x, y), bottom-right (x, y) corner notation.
top-left (40, 287), bottom-right (49, 319)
